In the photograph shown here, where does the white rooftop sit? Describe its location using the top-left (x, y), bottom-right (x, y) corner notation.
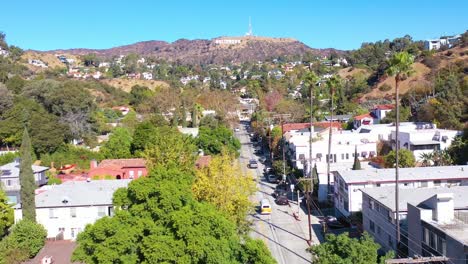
top-left (337, 165), bottom-right (468, 184)
top-left (22, 180), bottom-right (131, 208)
top-left (361, 186), bottom-right (468, 212)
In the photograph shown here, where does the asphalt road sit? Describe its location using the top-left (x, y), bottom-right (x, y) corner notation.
top-left (235, 123), bottom-right (315, 264)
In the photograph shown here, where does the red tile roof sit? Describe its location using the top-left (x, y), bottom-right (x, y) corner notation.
top-left (374, 104), bottom-right (395, 110)
top-left (98, 158), bottom-right (146, 168)
top-left (354, 113), bottom-right (373, 120)
top-left (195, 155), bottom-right (212, 169)
top-left (282, 122), bottom-right (342, 134)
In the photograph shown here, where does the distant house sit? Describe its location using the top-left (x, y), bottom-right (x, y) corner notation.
top-left (371, 104), bottom-right (394, 122)
top-left (112, 106), bottom-right (130, 116)
top-left (88, 159), bottom-right (147, 179)
top-left (177, 127), bottom-right (199, 137)
top-left (14, 180), bottom-right (131, 240)
top-left (324, 114), bottom-right (352, 123)
top-left (424, 35), bottom-right (461, 50)
top-left (28, 59), bottom-right (48, 68)
top-left (0, 47), bottom-right (9, 57)
top-left (353, 113), bottom-right (374, 129)
top-left (0, 159), bottom-right (49, 204)
top-left (142, 72), bottom-right (153, 80)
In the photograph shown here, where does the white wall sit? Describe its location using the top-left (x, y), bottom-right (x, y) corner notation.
top-left (15, 205), bottom-right (113, 240)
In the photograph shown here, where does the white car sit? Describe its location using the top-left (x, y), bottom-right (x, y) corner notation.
top-left (234, 128), bottom-right (240, 132)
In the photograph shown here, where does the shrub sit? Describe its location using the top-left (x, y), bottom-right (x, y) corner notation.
top-left (378, 84), bottom-right (392, 92)
top-left (422, 56), bottom-right (441, 69)
top-left (0, 219), bottom-right (47, 263)
top-left (0, 152), bottom-right (19, 166)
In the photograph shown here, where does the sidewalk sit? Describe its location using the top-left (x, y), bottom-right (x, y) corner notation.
top-left (287, 198), bottom-right (325, 246)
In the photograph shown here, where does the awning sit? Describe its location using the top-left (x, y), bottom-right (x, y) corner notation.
top-left (410, 140), bottom-right (440, 146)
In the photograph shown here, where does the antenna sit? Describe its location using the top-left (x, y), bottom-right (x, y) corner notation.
top-left (246, 17), bottom-right (253, 36)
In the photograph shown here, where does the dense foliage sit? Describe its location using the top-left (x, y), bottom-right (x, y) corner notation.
top-left (384, 149), bottom-right (416, 168)
top-left (309, 233), bottom-right (393, 264)
top-left (0, 219), bottom-right (47, 264)
top-left (0, 190), bottom-right (13, 238)
top-left (196, 125), bottom-right (241, 157)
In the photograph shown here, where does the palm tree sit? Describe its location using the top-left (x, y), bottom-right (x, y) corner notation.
top-left (325, 76), bottom-right (341, 198)
top-left (304, 71), bottom-right (319, 244)
top-left (386, 51), bottom-right (414, 250)
top-left (419, 152), bottom-right (434, 167)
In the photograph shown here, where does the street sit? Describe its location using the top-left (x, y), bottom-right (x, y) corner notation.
top-left (236, 122), bottom-right (322, 264)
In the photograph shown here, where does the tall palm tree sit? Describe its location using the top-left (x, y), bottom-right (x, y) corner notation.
top-left (304, 71), bottom-right (319, 243)
top-left (386, 51), bottom-right (414, 251)
top-left (325, 76), bottom-right (341, 199)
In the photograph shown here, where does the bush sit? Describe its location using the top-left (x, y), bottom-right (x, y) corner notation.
top-left (378, 84), bottom-right (392, 92)
top-left (0, 152), bottom-right (19, 166)
top-left (422, 56), bottom-right (441, 69)
top-left (40, 144), bottom-right (103, 170)
top-left (0, 219), bottom-right (47, 263)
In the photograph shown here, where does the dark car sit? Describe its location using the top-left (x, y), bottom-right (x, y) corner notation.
top-left (248, 159), bottom-right (258, 169)
top-left (272, 188), bottom-right (288, 198)
top-left (275, 195), bottom-right (289, 205)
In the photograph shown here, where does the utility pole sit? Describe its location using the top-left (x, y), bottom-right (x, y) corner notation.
top-left (308, 79), bottom-right (315, 244)
top-left (272, 113), bottom-right (291, 183)
top-left (326, 87), bottom-right (334, 201)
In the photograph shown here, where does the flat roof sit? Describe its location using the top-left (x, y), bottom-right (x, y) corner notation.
top-left (16, 180), bottom-right (132, 209)
top-left (337, 165), bottom-right (468, 184)
top-left (361, 186), bottom-right (468, 212)
top-left (424, 218), bottom-right (468, 245)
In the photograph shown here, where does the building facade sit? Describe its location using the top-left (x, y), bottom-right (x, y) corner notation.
top-left (14, 180), bottom-right (131, 240)
top-left (0, 160), bottom-right (49, 203)
top-left (88, 159), bottom-right (147, 179)
top-left (334, 166), bottom-right (468, 217)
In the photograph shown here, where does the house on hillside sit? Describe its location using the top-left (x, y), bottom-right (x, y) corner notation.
top-left (424, 35), bottom-right (461, 50)
top-left (88, 159), bottom-right (147, 179)
top-left (142, 72), bottom-right (153, 80)
top-left (14, 180), bottom-right (131, 240)
top-left (0, 159), bottom-right (49, 203)
top-left (371, 104), bottom-right (394, 121)
top-left (353, 113), bottom-right (374, 129)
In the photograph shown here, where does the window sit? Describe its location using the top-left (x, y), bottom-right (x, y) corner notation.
top-left (421, 181), bottom-right (428, 187)
top-left (434, 180), bottom-right (441, 187)
top-left (137, 170), bottom-right (143, 177)
top-left (376, 183), bottom-right (381, 187)
top-left (369, 220), bottom-right (375, 233)
top-left (6, 179), bottom-right (11, 186)
top-left (346, 153), bottom-right (349, 160)
top-left (98, 207), bottom-right (107, 217)
top-left (388, 234), bottom-right (393, 247)
top-left (341, 154), bottom-right (345, 160)
top-left (370, 200), bottom-right (375, 210)
top-left (129, 170), bottom-right (135, 179)
top-left (377, 226), bottom-right (381, 235)
top-left (429, 232), bottom-right (436, 248)
top-left (70, 208), bottom-right (77, 218)
top-left (49, 209), bottom-right (58, 219)
top-left (437, 236), bottom-right (446, 254)
top-left (344, 201), bottom-right (349, 212)
top-left (423, 228), bottom-right (429, 244)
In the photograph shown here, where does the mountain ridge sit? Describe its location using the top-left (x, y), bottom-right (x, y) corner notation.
top-left (37, 36), bottom-right (345, 65)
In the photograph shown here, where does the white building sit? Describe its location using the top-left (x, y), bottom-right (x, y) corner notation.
top-left (0, 47), bottom-right (9, 57)
top-left (407, 191), bottom-right (468, 263)
top-left (334, 165), bottom-right (468, 217)
top-left (362, 186), bottom-right (468, 254)
top-left (142, 72), bottom-right (153, 80)
top-left (28, 59), bottom-right (48, 68)
top-left (98, 62), bottom-right (111, 68)
top-left (0, 160), bottom-right (48, 203)
top-left (424, 35), bottom-right (461, 50)
top-left (14, 180), bottom-right (131, 240)
top-left (390, 126), bottom-right (461, 161)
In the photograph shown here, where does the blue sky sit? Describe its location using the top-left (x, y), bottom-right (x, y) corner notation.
top-left (1, 0), bottom-right (467, 51)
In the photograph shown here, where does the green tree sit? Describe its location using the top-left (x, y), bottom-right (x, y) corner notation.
top-left (240, 237), bottom-right (277, 264)
top-left (384, 149), bottom-right (415, 168)
top-left (309, 232), bottom-right (393, 264)
top-left (141, 126), bottom-right (197, 172)
top-left (19, 128), bottom-right (36, 222)
top-left (0, 219), bottom-right (47, 263)
top-left (197, 125), bottom-right (241, 157)
top-left (100, 127), bottom-right (132, 159)
top-left (0, 189), bottom-right (13, 238)
top-left (380, 107), bottom-right (411, 124)
top-left (352, 147), bottom-right (362, 170)
top-left (448, 127), bottom-right (468, 165)
top-left (72, 164), bottom-right (275, 264)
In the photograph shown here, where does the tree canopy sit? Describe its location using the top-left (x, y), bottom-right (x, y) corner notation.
top-left (309, 232), bottom-right (392, 264)
top-left (384, 149), bottom-right (416, 168)
top-left (196, 125), bottom-right (241, 157)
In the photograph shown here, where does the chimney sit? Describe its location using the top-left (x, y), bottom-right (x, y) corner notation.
top-left (432, 193), bottom-right (454, 224)
top-left (90, 160), bottom-right (98, 169)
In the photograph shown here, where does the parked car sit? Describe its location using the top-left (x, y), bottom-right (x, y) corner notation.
top-left (272, 188), bottom-right (288, 198)
top-left (263, 167), bottom-right (273, 174)
top-left (275, 195), bottom-right (289, 205)
top-left (259, 156), bottom-right (267, 163)
top-left (248, 159), bottom-right (258, 169)
top-left (234, 127), bottom-right (240, 132)
top-left (267, 174), bottom-right (277, 183)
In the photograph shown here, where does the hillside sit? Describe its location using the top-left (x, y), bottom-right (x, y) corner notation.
top-left (341, 46), bottom-right (468, 100)
top-left (101, 79), bottom-right (169, 92)
top-left (41, 36), bottom-right (344, 65)
top-left (21, 51), bottom-right (80, 70)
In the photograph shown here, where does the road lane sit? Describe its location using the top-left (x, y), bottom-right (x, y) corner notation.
top-left (236, 123), bottom-right (313, 264)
